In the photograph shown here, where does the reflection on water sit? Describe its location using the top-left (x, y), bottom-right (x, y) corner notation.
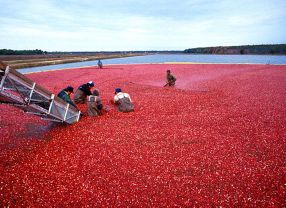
top-left (19, 54), bottom-right (286, 74)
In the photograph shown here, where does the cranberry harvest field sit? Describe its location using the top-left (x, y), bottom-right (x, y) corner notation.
top-left (0, 63), bottom-right (286, 207)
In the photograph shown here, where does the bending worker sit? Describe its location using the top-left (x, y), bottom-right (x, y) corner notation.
top-left (113, 88), bottom-right (134, 112)
top-left (57, 86), bottom-right (78, 109)
top-left (87, 89), bottom-right (103, 116)
top-left (74, 81), bottom-right (95, 104)
top-left (165, 69), bottom-right (176, 86)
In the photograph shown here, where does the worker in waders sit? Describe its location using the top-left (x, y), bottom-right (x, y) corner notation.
top-left (98, 59), bottom-right (103, 69)
top-left (87, 89), bottom-right (103, 116)
top-left (57, 86), bottom-right (78, 109)
top-left (74, 81), bottom-right (94, 104)
top-left (113, 88), bottom-right (134, 112)
top-left (165, 69), bottom-right (176, 86)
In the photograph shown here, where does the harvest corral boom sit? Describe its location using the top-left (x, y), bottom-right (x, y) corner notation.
top-left (0, 61), bottom-right (81, 124)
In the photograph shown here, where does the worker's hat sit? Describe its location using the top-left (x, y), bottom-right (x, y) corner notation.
top-left (115, 88), bottom-right (122, 93)
top-left (65, 86), bottom-right (74, 93)
top-left (87, 81), bottom-right (94, 87)
top-left (92, 89), bottom-right (99, 96)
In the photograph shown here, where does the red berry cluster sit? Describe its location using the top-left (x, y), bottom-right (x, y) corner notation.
top-left (0, 64), bottom-right (285, 207)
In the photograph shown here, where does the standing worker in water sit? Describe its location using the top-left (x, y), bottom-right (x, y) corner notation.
top-left (97, 59), bottom-right (103, 69)
top-left (165, 69), bottom-right (176, 86)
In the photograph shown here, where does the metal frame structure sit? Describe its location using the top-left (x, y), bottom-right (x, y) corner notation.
top-left (0, 62), bottom-right (81, 124)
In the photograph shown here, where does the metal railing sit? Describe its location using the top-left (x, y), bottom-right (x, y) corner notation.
top-left (0, 62), bottom-right (81, 124)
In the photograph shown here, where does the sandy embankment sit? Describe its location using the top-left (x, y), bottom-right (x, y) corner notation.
top-left (0, 53), bottom-right (146, 69)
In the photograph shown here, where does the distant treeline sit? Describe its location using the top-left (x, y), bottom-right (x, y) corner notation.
top-left (45, 50), bottom-right (183, 55)
top-left (0, 49), bottom-right (47, 55)
top-left (2, 45), bottom-right (286, 56)
top-left (0, 49), bottom-right (183, 56)
top-left (184, 44), bottom-right (286, 55)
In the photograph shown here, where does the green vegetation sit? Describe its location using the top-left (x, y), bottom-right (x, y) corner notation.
top-left (184, 44), bottom-right (286, 55)
top-left (0, 49), bottom-right (47, 55)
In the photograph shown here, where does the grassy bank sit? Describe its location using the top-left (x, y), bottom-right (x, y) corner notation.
top-left (0, 53), bottom-right (147, 69)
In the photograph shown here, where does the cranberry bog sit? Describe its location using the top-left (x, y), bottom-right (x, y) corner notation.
top-left (0, 63), bottom-right (285, 207)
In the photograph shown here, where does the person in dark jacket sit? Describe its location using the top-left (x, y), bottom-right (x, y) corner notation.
top-left (57, 86), bottom-right (78, 109)
top-left (74, 81), bottom-right (94, 104)
top-left (87, 89), bottom-right (103, 116)
top-left (113, 88), bottom-right (134, 112)
top-left (165, 69), bottom-right (176, 86)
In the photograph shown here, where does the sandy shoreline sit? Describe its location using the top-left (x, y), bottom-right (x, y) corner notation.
top-left (0, 53), bottom-right (147, 69)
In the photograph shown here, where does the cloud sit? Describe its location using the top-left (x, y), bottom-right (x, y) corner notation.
top-left (0, 0), bottom-right (285, 50)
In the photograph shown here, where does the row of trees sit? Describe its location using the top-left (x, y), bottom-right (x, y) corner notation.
top-left (0, 49), bottom-right (181, 56)
top-left (1, 45), bottom-right (286, 55)
top-left (184, 44), bottom-right (286, 55)
top-left (0, 49), bottom-right (47, 55)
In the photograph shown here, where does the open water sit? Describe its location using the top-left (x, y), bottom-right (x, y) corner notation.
top-left (19, 54), bottom-right (286, 74)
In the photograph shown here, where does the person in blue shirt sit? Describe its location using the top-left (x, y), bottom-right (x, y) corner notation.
top-left (98, 59), bottom-right (103, 69)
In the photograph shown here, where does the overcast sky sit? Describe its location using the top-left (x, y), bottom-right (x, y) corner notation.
top-left (0, 0), bottom-right (285, 51)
